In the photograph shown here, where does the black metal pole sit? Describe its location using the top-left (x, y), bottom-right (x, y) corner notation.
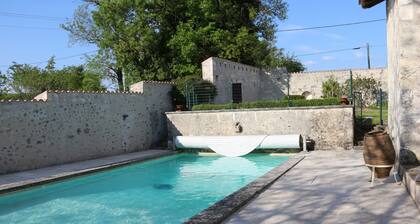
top-left (380, 88), bottom-right (383, 125)
top-left (367, 43), bottom-right (371, 69)
top-left (287, 73), bottom-right (291, 107)
top-left (349, 70), bottom-right (353, 104)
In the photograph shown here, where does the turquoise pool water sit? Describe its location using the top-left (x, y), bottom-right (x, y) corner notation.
top-left (0, 153), bottom-right (289, 224)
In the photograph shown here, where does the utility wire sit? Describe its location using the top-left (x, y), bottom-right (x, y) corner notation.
top-left (296, 48), bottom-right (363, 57)
top-left (278, 18), bottom-right (386, 32)
top-left (0, 50), bottom-right (99, 68)
top-left (295, 44), bottom-right (385, 57)
top-left (0, 11), bottom-right (69, 21)
top-left (0, 25), bottom-right (60, 30)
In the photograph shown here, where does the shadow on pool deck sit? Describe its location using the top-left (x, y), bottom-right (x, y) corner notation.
top-left (225, 151), bottom-right (420, 224)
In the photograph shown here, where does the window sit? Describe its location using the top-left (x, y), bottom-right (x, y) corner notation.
top-left (232, 83), bottom-right (242, 103)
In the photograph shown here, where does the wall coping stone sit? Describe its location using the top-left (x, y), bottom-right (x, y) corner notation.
top-left (166, 105), bottom-right (353, 115)
top-left (0, 80), bottom-right (173, 104)
top-left (289, 67), bottom-right (386, 75)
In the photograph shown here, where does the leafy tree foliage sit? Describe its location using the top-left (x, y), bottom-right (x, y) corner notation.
top-left (7, 57), bottom-right (104, 94)
top-left (0, 71), bottom-right (9, 94)
top-left (321, 76), bottom-right (381, 106)
top-left (322, 78), bottom-right (341, 98)
top-left (61, 3), bottom-right (125, 90)
top-left (278, 54), bottom-right (305, 73)
top-left (63, 0), bottom-right (302, 85)
top-left (342, 76), bottom-right (380, 106)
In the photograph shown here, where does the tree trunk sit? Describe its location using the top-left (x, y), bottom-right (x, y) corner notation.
top-left (116, 68), bottom-right (124, 91)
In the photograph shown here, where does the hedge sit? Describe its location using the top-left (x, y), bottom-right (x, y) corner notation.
top-left (192, 98), bottom-right (341, 111)
top-left (0, 93), bottom-right (39, 101)
top-left (288, 95), bottom-right (305, 100)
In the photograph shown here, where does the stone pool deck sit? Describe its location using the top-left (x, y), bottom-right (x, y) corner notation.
top-left (0, 149), bottom-right (174, 193)
top-left (225, 151), bottom-right (420, 224)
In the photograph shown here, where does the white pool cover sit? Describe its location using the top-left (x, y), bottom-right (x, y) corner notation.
top-left (174, 135), bottom-right (302, 157)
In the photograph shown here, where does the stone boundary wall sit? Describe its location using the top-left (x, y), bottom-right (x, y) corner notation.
top-left (0, 81), bottom-right (173, 174)
top-left (166, 106), bottom-right (354, 151)
top-left (201, 57), bottom-right (387, 103)
top-left (289, 68), bottom-right (387, 99)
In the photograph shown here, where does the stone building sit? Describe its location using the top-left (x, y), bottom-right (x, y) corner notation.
top-left (202, 57), bottom-right (288, 104)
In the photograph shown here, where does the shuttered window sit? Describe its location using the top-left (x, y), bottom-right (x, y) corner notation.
top-left (232, 83), bottom-right (242, 103)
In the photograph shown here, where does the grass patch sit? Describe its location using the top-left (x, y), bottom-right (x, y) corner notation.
top-left (354, 105), bottom-right (388, 144)
top-left (355, 105), bottom-right (388, 125)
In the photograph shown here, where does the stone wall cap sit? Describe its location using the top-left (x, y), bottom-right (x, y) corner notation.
top-left (0, 99), bottom-right (47, 103)
top-left (166, 105), bottom-right (353, 114)
top-left (142, 80), bottom-right (174, 85)
top-left (45, 90), bottom-right (145, 95)
top-left (290, 67), bottom-right (385, 75)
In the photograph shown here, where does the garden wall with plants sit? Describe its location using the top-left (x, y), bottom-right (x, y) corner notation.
top-left (289, 68), bottom-right (387, 100)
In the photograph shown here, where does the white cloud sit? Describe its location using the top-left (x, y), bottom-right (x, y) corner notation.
top-left (321, 55), bottom-right (335, 61)
top-left (323, 33), bottom-right (345, 40)
top-left (296, 45), bottom-right (319, 53)
top-left (303, 60), bottom-right (317, 65)
top-left (354, 51), bottom-right (365, 59)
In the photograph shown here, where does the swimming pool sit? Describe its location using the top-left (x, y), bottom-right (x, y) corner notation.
top-left (0, 153), bottom-right (289, 224)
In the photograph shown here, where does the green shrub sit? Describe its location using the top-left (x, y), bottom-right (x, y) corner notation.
top-left (192, 98), bottom-right (341, 111)
top-left (288, 95), bottom-right (305, 100)
top-left (342, 76), bottom-right (380, 107)
top-left (0, 93), bottom-right (39, 100)
top-left (322, 78), bottom-right (342, 98)
top-left (171, 75), bottom-right (217, 108)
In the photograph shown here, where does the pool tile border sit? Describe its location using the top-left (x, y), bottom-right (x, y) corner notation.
top-left (185, 154), bottom-right (305, 224)
top-left (0, 150), bottom-right (175, 194)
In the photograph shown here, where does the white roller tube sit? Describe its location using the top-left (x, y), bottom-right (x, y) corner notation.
top-left (174, 135), bottom-right (302, 157)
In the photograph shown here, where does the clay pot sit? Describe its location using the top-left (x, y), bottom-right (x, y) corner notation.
top-left (363, 130), bottom-right (395, 178)
top-left (175, 105), bottom-right (184, 111)
top-left (340, 95), bottom-right (350, 105)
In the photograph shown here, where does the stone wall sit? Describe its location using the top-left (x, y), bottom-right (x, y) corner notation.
top-left (0, 81), bottom-right (173, 174)
top-left (387, 0), bottom-right (420, 163)
top-left (166, 106), bottom-right (354, 151)
top-left (202, 57), bottom-right (286, 104)
top-left (202, 57), bottom-right (387, 103)
top-left (289, 68), bottom-right (387, 99)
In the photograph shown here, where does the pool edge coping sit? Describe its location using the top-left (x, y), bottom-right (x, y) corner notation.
top-left (0, 150), bottom-right (176, 194)
top-left (184, 154), bottom-right (306, 224)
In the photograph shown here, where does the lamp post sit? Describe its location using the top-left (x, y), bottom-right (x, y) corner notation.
top-left (287, 72), bottom-right (291, 107)
top-left (353, 43), bottom-right (371, 69)
top-left (367, 43), bottom-right (371, 69)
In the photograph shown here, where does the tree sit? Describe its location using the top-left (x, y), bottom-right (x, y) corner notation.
top-left (342, 76), bottom-right (380, 106)
top-left (61, 2), bottom-right (125, 90)
top-left (322, 78), bottom-right (341, 98)
top-left (8, 57), bottom-right (105, 94)
top-left (277, 54), bottom-right (305, 73)
top-left (64, 0), bottom-right (294, 83)
top-left (84, 49), bottom-right (123, 90)
top-left (0, 71), bottom-right (9, 94)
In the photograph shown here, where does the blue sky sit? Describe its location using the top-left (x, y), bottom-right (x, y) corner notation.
top-left (278, 0), bottom-right (387, 71)
top-left (0, 0), bottom-right (387, 73)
